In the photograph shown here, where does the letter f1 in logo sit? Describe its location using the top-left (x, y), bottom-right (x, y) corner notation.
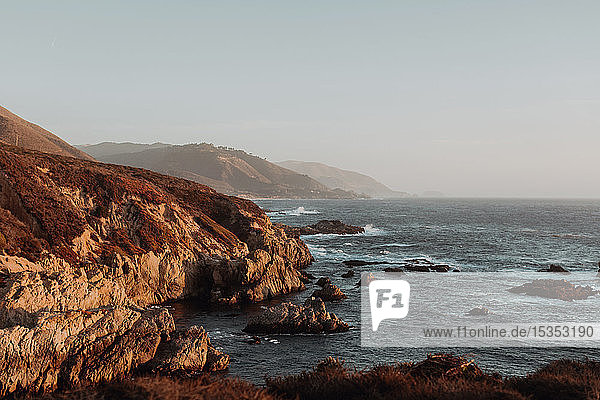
top-left (369, 280), bottom-right (410, 331)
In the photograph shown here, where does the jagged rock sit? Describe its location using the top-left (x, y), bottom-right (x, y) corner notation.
top-left (316, 277), bottom-right (331, 287)
top-left (311, 283), bottom-right (347, 301)
top-left (0, 144), bottom-right (318, 396)
top-left (467, 306), bottom-right (491, 316)
top-left (0, 284), bottom-right (228, 396)
top-left (145, 325), bottom-right (229, 375)
top-left (0, 143), bottom-right (313, 307)
top-left (508, 279), bottom-right (598, 301)
top-left (243, 297), bottom-right (349, 334)
top-left (281, 220), bottom-right (364, 237)
top-left (536, 264), bottom-right (569, 273)
top-left (341, 270), bottom-right (355, 278)
top-left (0, 307), bottom-right (175, 395)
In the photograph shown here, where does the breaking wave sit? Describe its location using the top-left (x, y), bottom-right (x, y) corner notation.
top-left (360, 224), bottom-right (385, 236)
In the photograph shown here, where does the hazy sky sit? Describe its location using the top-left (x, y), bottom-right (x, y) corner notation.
top-left (2, 1), bottom-right (599, 197)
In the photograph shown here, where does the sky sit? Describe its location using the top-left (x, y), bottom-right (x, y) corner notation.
top-left (2, 1), bottom-right (599, 197)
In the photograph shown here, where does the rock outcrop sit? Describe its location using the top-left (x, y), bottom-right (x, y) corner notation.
top-left (0, 305), bottom-right (228, 396)
top-left (0, 143), bottom-right (316, 395)
top-left (281, 220), bottom-right (364, 237)
top-left (311, 283), bottom-right (347, 301)
top-left (0, 143), bottom-right (312, 306)
top-left (145, 325), bottom-right (229, 375)
top-left (243, 297), bottom-right (349, 334)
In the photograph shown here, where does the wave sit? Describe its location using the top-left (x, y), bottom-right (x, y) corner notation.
top-left (268, 206), bottom-right (320, 216)
top-left (360, 224), bottom-right (385, 236)
top-left (373, 243), bottom-right (418, 248)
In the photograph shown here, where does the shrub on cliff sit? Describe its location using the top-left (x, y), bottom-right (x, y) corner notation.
top-left (265, 355), bottom-right (520, 400)
top-left (27, 375), bottom-right (278, 400)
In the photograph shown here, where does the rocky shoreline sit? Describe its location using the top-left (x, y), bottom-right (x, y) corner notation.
top-left (0, 144), bottom-right (316, 395)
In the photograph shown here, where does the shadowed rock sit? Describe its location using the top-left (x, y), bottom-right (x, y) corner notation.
top-left (536, 264), bottom-right (569, 273)
top-left (341, 270), bottom-right (355, 278)
top-left (311, 283), bottom-right (347, 301)
top-left (316, 277), bottom-right (332, 287)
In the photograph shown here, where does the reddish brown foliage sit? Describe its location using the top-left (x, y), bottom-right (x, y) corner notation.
top-left (0, 143), bottom-right (271, 264)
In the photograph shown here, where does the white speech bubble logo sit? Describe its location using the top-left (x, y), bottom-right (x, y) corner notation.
top-left (369, 279), bottom-right (410, 331)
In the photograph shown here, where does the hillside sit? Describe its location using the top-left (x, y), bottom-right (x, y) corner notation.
top-left (78, 142), bottom-right (361, 199)
top-left (0, 106), bottom-right (93, 160)
top-left (277, 160), bottom-right (410, 198)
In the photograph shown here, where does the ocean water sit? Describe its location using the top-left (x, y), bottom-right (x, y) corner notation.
top-left (172, 198), bottom-right (600, 383)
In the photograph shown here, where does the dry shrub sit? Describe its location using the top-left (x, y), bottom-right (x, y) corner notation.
top-left (265, 355), bottom-right (524, 400)
top-left (27, 375), bottom-right (278, 400)
top-left (509, 359), bottom-right (600, 400)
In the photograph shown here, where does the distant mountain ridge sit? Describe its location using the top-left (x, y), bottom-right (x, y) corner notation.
top-left (277, 160), bottom-right (410, 198)
top-left (79, 142), bottom-right (362, 199)
top-left (0, 106), bottom-right (93, 160)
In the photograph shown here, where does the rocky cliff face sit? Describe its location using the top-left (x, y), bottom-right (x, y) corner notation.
top-left (0, 143), bottom-right (313, 395)
top-left (0, 143), bottom-right (312, 305)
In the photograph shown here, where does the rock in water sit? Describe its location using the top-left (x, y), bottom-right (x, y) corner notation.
top-left (536, 264), bottom-right (569, 273)
top-left (316, 277), bottom-right (332, 287)
top-left (311, 283), bottom-right (347, 301)
top-left (341, 270), bottom-right (355, 278)
top-left (280, 220), bottom-right (364, 237)
top-left (467, 306), bottom-right (491, 316)
top-left (243, 297), bottom-right (349, 334)
top-left (508, 279), bottom-right (598, 301)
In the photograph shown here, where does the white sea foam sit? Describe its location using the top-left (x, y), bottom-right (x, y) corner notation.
top-left (360, 224), bottom-right (384, 236)
top-left (374, 243), bottom-right (417, 248)
top-left (288, 206), bottom-right (320, 216)
top-left (306, 244), bottom-right (327, 256)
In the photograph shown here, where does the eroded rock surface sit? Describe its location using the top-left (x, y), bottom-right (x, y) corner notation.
top-left (243, 297), bottom-right (349, 334)
top-left (145, 325), bottom-right (229, 375)
top-left (0, 306), bottom-right (227, 396)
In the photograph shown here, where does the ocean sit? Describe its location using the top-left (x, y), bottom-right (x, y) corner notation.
top-left (171, 198), bottom-right (600, 383)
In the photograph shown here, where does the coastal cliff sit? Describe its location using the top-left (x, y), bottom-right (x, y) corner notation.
top-left (0, 143), bottom-right (313, 395)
